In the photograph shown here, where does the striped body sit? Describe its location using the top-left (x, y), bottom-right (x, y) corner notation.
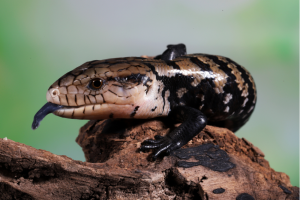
top-left (46, 54), bottom-right (256, 132)
top-left (32, 44), bottom-right (257, 158)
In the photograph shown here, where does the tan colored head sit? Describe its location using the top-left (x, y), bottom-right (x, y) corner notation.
top-left (46, 57), bottom-right (159, 120)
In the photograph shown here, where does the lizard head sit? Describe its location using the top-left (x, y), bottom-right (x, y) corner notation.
top-left (32, 57), bottom-right (156, 129)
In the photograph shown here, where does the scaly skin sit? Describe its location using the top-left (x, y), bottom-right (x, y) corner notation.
top-left (33, 44), bottom-right (256, 159)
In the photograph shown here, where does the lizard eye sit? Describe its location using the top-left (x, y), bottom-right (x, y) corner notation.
top-left (89, 78), bottom-right (103, 90)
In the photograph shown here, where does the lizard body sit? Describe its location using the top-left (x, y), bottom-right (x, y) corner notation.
top-left (32, 44), bottom-right (256, 159)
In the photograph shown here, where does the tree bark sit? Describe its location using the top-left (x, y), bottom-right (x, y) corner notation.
top-left (0, 119), bottom-right (298, 200)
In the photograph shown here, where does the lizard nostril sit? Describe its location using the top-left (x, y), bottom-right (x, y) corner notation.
top-left (51, 89), bottom-right (60, 97)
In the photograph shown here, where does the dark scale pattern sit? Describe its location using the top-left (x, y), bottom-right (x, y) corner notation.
top-left (130, 106), bottom-right (140, 118)
top-left (228, 58), bottom-right (256, 101)
top-left (139, 45), bottom-right (256, 158)
top-left (151, 106), bottom-right (157, 112)
top-left (162, 74), bottom-right (196, 108)
top-left (145, 53), bottom-right (255, 133)
top-left (145, 61), bottom-right (204, 115)
top-left (197, 56), bottom-right (240, 112)
top-left (203, 55), bottom-right (241, 112)
top-left (166, 60), bottom-right (181, 70)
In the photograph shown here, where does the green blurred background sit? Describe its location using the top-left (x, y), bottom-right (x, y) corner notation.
top-left (0, 1), bottom-right (298, 186)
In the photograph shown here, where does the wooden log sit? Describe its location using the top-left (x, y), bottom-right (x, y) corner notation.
top-left (0, 119), bottom-right (298, 199)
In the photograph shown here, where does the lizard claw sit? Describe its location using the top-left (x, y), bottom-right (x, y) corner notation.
top-left (140, 135), bottom-right (177, 159)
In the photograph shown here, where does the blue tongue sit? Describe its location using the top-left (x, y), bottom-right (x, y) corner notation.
top-left (32, 102), bottom-right (63, 130)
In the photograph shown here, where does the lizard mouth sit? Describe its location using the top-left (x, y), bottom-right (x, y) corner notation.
top-left (32, 102), bottom-right (136, 130)
top-left (32, 102), bottom-right (92, 130)
top-left (32, 102), bottom-right (95, 130)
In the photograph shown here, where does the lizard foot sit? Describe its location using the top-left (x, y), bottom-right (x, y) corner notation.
top-left (140, 135), bottom-right (181, 160)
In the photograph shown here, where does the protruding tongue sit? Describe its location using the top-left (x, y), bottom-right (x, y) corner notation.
top-left (32, 102), bottom-right (63, 130)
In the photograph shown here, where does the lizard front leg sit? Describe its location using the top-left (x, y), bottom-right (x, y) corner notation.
top-left (140, 106), bottom-right (207, 160)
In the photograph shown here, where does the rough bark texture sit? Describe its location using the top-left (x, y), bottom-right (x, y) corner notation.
top-left (0, 119), bottom-right (298, 200)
